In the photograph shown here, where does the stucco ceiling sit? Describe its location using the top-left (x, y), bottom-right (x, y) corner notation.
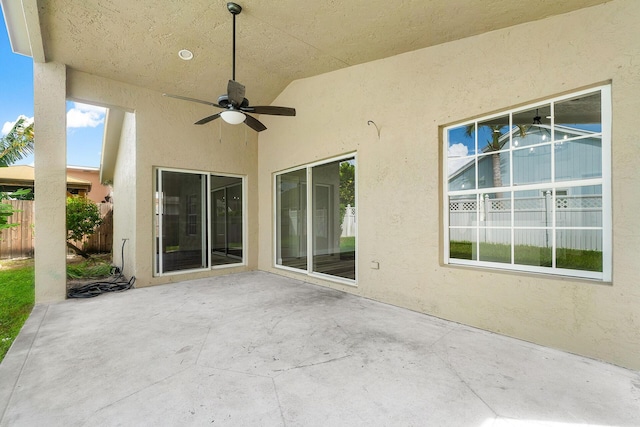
top-left (37, 0), bottom-right (610, 106)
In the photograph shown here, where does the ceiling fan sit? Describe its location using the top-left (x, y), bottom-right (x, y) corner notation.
top-left (163, 2), bottom-right (296, 132)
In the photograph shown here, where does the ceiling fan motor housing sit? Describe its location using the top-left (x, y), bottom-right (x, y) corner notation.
top-left (227, 2), bottom-right (242, 15)
top-left (217, 95), bottom-right (249, 109)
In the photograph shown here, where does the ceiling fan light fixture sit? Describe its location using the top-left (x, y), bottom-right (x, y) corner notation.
top-left (220, 110), bottom-right (245, 125)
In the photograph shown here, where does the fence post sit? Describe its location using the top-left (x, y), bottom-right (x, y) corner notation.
top-left (545, 190), bottom-right (552, 248)
top-left (341, 204), bottom-right (356, 238)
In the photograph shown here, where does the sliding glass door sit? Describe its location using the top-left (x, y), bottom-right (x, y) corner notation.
top-left (156, 170), bottom-right (208, 273)
top-left (155, 169), bottom-right (244, 275)
top-left (275, 155), bottom-right (356, 282)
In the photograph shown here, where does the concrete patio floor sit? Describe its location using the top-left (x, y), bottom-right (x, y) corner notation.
top-left (1, 271), bottom-right (639, 426)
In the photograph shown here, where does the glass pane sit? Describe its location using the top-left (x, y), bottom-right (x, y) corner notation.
top-left (210, 175), bottom-right (243, 266)
top-left (276, 169), bottom-right (307, 270)
top-left (448, 157), bottom-right (476, 191)
top-left (477, 152), bottom-right (510, 188)
top-left (478, 228), bottom-right (511, 263)
top-left (554, 136), bottom-right (602, 181)
top-left (480, 192), bottom-right (511, 227)
top-left (512, 104), bottom-right (551, 148)
top-left (449, 228), bottom-right (475, 260)
top-left (555, 186), bottom-right (602, 228)
top-left (212, 189), bottom-right (226, 253)
top-left (478, 191), bottom-right (511, 264)
top-left (477, 115), bottom-right (510, 151)
top-left (447, 124), bottom-right (477, 156)
top-left (227, 184), bottom-right (243, 257)
top-left (556, 229), bottom-right (603, 272)
top-left (160, 171), bottom-right (207, 273)
top-left (514, 189), bottom-right (551, 228)
top-left (514, 229), bottom-right (552, 267)
top-left (311, 158), bottom-right (356, 280)
top-left (512, 144), bottom-right (551, 185)
top-left (555, 91), bottom-right (601, 133)
top-left (449, 195), bottom-right (477, 227)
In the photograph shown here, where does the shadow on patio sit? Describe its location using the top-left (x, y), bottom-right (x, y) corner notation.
top-left (1, 271), bottom-right (638, 426)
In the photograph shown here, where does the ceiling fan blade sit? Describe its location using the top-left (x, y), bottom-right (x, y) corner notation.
top-left (195, 113), bottom-right (222, 125)
top-left (227, 80), bottom-right (246, 106)
top-left (242, 106), bottom-right (296, 116)
top-left (163, 93), bottom-right (223, 108)
top-left (243, 114), bottom-right (267, 132)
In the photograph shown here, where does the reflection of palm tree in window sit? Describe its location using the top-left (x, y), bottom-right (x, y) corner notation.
top-left (465, 123), bottom-right (526, 196)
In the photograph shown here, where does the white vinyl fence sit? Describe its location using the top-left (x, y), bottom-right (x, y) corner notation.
top-left (341, 204), bottom-right (356, 237)
top-left (449, 193), bottom-right (602, 251)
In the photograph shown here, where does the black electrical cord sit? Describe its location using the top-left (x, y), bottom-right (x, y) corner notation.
top-left (67, 239), bottom-right (136, 299)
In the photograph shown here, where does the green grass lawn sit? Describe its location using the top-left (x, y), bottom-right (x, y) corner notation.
top-left (0, 255), bottom-right (113, 362)
top-left (66, 257), bottom-right (113, 279)
top-left (0, 260), bottom-right (35, 362)
top-left (340, 236), bottom-right (355, 253)
top-left (450, 240), bottom-right (602, 272)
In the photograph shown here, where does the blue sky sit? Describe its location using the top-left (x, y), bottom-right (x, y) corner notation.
top-left (0, 7), bottom-right (105, 168)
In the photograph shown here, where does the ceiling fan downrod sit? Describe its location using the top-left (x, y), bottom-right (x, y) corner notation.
top-left (162, 1), bottom-right (295, 133)
top-left (227, 2), bottom-right (242, 82)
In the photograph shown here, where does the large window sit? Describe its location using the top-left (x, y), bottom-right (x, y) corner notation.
top-left (155, 169), bottom-right (244, 275)
top-left (275, 155), bottom-right (357, 283)
top-left (444, 86), bottom-right (611, 280)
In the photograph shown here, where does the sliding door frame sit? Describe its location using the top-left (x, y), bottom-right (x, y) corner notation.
top-left (273, 153), bottom-right (358, 286)
top-left (154, 167), bottom-right (246, 276)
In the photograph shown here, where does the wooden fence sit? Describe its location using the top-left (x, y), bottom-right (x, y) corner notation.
top-left (0, 201), bottom-right (113, 260)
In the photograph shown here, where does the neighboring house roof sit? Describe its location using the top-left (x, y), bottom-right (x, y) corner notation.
top-left (67, 165), bottom-right (99, 173)
top-left (0, 165), bottom-right (92, 191)
top-left (448, 124), bottom-right (601, 181)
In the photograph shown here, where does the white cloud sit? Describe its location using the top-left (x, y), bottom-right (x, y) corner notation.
top-left (1, 122), bottom-right (14, 135)
top-left (448, 143), bottom-right (473, 176)
top-left (2, 115), bottom-right (34, 136)
top-left (66, 102), bottom-right (106, 129)
top-left (448, 142), bottom-right (468, 158)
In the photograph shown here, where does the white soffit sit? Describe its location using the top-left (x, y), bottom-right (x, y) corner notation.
top-left (0, 0), bottom-right (44, 62)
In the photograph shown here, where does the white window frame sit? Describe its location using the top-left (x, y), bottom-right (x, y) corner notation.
top-left (273, 153), bottom-right (358, 286)
top-left (443, 85), bottom-right (612, 281)
top-left (154, 167), bottom-right (247, 277)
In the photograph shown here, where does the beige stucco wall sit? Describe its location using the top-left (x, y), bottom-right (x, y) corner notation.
top-left (258, 0), bottom-right (640, 370)
top-left (111, 111), bottom-right (136, 279)
top-left (67, 70), bottom-right (259, 287)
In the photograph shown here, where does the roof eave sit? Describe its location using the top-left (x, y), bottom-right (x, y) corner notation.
top-left (100, 109), bottom-right (125, 184)
top-left (0, 0), bottom-right (45, 62)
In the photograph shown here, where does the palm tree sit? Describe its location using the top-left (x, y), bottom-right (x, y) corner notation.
top-left (0, 116), bottom-right (34, 231)
top-left (0, 116), bottom-right (34, 167)
top-left (465, 123), bottom-right (526, 191)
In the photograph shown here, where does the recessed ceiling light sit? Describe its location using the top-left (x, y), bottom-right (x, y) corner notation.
top-left (178, 49), bottom-right (194, 61)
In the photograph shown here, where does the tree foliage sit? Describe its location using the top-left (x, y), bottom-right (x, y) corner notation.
top-left (0, 116), bottom-right (35, 233)
top-left (339, 161), bottom-right (355, 206)
top-left (0, 117), bottom-right (34, 167)
top-left (66, 196), bottom-right (102, 242)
